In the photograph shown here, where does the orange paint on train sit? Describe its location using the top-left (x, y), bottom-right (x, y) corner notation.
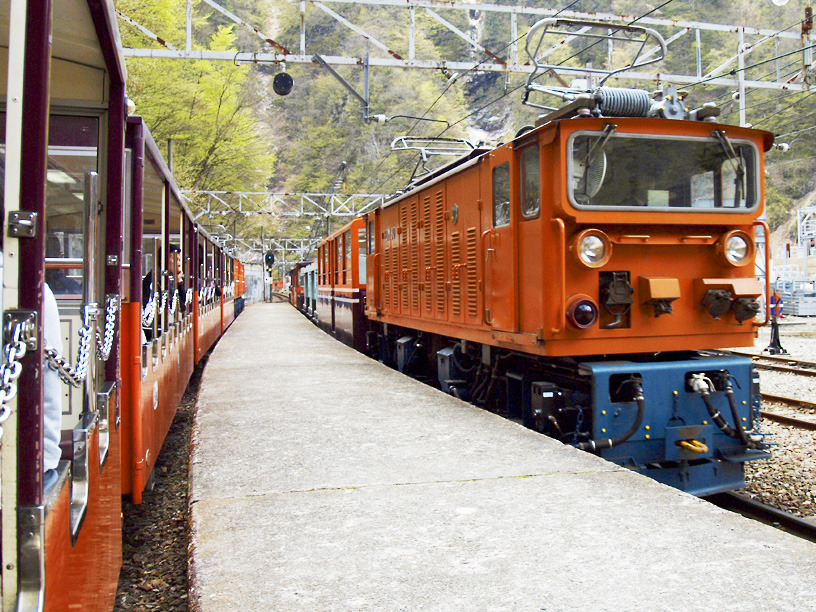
top-left (365, 117), bottom-right (771, 358)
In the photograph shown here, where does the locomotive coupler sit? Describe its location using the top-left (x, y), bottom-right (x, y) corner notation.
top-left (676, 439), bottom-right (709, 454)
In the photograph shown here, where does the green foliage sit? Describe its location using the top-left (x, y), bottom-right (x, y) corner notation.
top-left (125, 26), bottom-right (274, 192)
top-left (119, 0), bottom-right (816, 244)
top-left (765, 180), bottom-right (793, 232)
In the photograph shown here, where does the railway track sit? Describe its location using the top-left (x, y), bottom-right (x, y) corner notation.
top-left (726, 350), bottom-right (816, 376)
top-left (705, 492), bottom-right (816, 543)
top-left (760, 408), bottom-right (816, 431)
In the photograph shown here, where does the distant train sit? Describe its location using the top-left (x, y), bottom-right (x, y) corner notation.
top-left (1, 2), bottom-right (243, 609)
top-left (298, 19), bottom-right (772, 499)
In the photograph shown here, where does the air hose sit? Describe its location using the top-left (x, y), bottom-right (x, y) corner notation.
top-left (451, 342), bottom-right (477, 373)
top-left (725, 380), bottom-right (765, 450)
top-left (689, 373), bottom-right (763, 450)
top-left (577, 382), bottom-right (645, 451)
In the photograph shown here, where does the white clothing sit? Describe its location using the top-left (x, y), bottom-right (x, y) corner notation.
top-left (43, 283), bottom-right (63, 472)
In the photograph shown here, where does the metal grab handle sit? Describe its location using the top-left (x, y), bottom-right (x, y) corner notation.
top-left (373, 252), bottom-right (383, 311)
top-left (550, 218), bottom-right (566, 334)
top-left (480, 229), bottom-right (494, 325)
top-left (754, 220), bottom-right (771, 327)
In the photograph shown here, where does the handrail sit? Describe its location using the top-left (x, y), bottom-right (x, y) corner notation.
top-left (550, 218), bottom-right (566, 334)
top-left (755, 219), bottom-right (771, 327)
top-left (480, 229), bottom-right (494, 325)
top-left (373, 252), bottom-right (383, 311)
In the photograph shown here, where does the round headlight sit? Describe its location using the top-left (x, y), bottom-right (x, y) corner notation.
top-left (725, 234), bottom-right (749, 264)
top-left (573, 229), bottom-right (612, 268)
top-left (580, 235), bottom-right (605, 264)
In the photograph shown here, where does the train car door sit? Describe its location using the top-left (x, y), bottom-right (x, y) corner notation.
top-left (482, 147), bottom-right (519, 332)
top-left (365, 212), bottom-right (380, 313)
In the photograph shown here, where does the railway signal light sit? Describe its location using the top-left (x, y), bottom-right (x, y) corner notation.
top-left (264, 250), bottom-right (275, 269)
top-left (273, 71), bottom-right (293, 96)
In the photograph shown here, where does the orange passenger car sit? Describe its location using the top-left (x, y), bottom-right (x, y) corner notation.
top-left (316, 217), bottom-right (369, 351)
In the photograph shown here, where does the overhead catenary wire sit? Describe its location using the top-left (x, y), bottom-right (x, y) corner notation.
top-left (777, 124), bottom-right (816, 138)
top-left (751, 89), bottom-right (816, 128)
top-left (771, 110), bottom-right (816, 135)
top-left (357, 0), bottom-right (583, 192)
top-left (720, 86), bottom-right (804, 118)
top-left (684, 40), bottom-right (816, 89)
top-left (372, 0), bottom-right (680, 194)
top-left (432, 0), bottom-right (677, 144)
top-left (765, 152), bottom-right (816, 166)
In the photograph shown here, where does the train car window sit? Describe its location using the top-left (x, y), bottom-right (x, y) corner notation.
top-left (335, 239), bottom-right (341, 285)
top-left (492, 162), bottom-right (511, 228)
top-left (198, 238), bottom-right (205, 296)
top-left (567, 132), bottom-right (759, 211)
top-left (122, 149), bottom-right (133, 266)
top-left (358, 226), bottom-right (367, 279)
top-left (142, 158), bottom-right (165, 338)
top-left (368, 220), bottom-right (376, 255)
top-left (44, 145), bottom-right (98, 297)
top-left (42, 117), bottom-right (100, 297)
top-left (319, 246), bottom-right (324, 284)
top-left (206, 243), bottom-right (215, 294)
top-left (344, 230), bottom-right (351, 284)
top-left (169, 196), bottom-right (184, 320)
top-left (520, 146), bottom-right (540, 220)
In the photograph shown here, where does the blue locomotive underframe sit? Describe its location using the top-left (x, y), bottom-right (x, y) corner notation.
top-left (584, 355), bottom-right (769, 496)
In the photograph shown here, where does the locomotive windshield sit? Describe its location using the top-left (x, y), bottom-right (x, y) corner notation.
top-left (567, 131), bottom-right (759, 212)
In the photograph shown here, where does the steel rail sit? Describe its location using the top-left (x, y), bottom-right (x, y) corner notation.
top-left (760, 408), bottom-right (816, 431)
top-left (761, 393), bottom-right (816, 412)
top-left (705, 492), bottom-right (816, 543)
top-left (724, 350), bottom-right (816, 377)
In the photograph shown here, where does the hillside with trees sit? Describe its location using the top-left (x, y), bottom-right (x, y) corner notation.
top-left (117, 0), bottom-right (816, 252)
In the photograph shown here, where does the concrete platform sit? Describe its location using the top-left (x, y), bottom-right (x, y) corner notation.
top-left (189, 303), bottom-right (816, 611)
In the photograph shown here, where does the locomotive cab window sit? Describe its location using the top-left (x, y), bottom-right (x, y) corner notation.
top-left (492, 162), bottom-right (511, 228)
top-left (567, 131), bottom-right (759, 212)
top-left (520, 146), bottom-right (540, 220)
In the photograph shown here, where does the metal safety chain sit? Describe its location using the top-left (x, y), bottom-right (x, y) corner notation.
top-left (142, 291), bottom-right (157, 327)
top-left (45, 303), bottom-right (98, 388)
top-left (0, 312), bottom-right (38, 439)
top-left (169, 289), bottom-right (179, 315)
top-left (95, 295), bottom-right (119, 361)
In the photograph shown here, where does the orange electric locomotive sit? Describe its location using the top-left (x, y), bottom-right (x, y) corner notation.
top-left (313, 19), bottom-right (772, 496)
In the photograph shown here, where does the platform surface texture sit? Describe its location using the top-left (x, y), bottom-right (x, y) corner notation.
top-left (189, 303), bottom-right (816, 611)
